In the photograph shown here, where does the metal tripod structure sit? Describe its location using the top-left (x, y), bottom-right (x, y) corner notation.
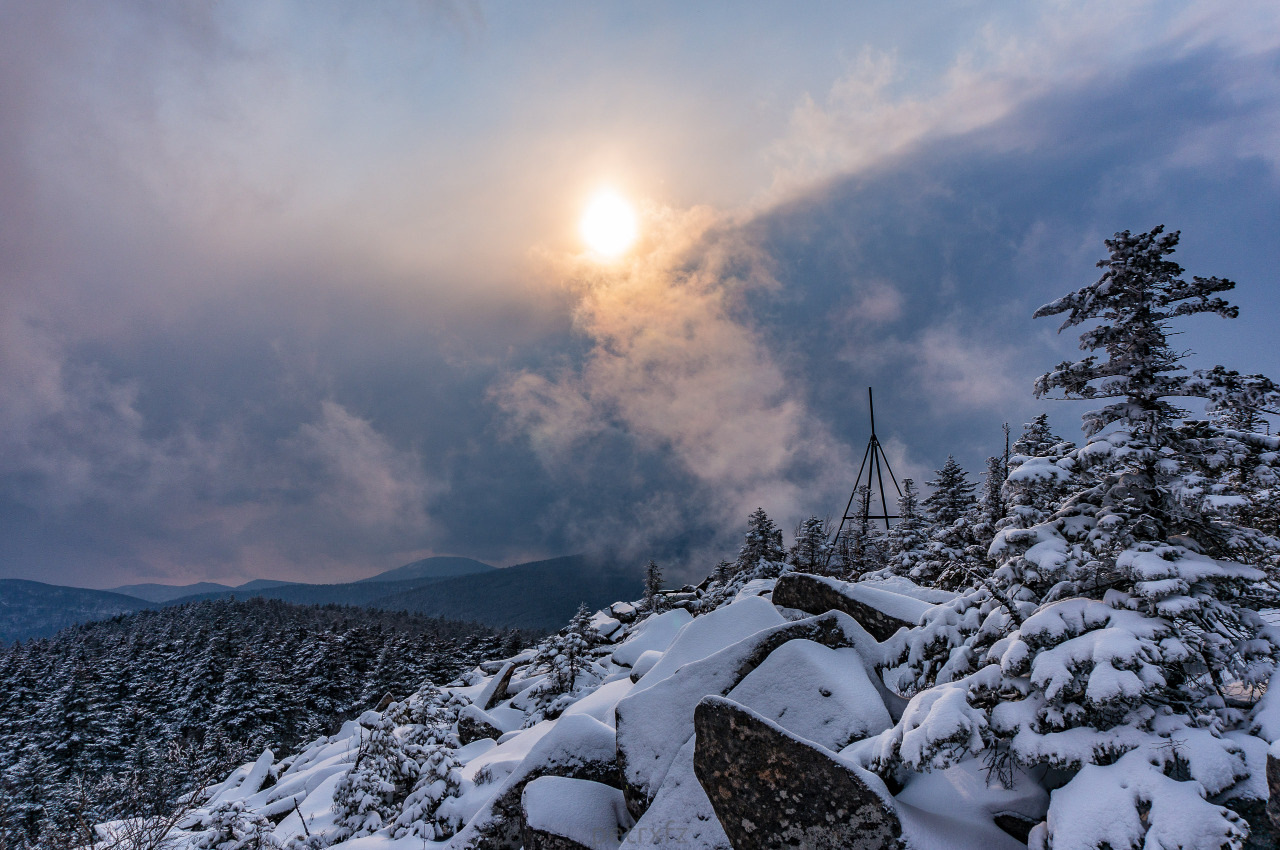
top-left (825, 388), bottom-right (902, 567)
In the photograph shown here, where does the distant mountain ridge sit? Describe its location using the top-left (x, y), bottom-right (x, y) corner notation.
top-left (378, 554), bottom-right (641, 630)
top-left (354, 555), bottom-right (495, 583)
top-left (3, 554), bottom-right (640, 642)
top-left (110, 581), bottom-right (236, 602)
top-left (0, 580), bottom-right (149, 643)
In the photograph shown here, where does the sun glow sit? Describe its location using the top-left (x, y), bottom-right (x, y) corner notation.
top-left (580, 189), bottom-right (638, 259)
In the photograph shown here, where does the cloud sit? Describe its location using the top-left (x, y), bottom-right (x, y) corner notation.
top-left (494, 203), bottom-right (854, 558)
top-left (766, 0), bottom-right (1280, 198)
top-left (288, 400), bottom-right (436, 533)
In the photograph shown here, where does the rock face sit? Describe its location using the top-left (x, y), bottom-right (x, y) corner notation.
top-left (458, 704), bottom-right (505, 745)
top-left (476, 661), bottom-right (516, 710)
top-left (1268, 749), bottom-right (1280, 833)
top-left (451, 714), bottom-right (622, 850)
top-left (522, 776), bottom-right (632, 850)
top-left (773, 573), bottom-right (922, 641)
top-left (692, 696), bottom-right (901, 850)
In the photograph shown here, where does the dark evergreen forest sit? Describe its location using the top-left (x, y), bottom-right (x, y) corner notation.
top-left (0, 597), bottom-right (528, 846)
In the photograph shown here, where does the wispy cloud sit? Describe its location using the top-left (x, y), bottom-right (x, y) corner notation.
top-left (494, 203), bottom-right (854, 555)
top-left (766, 1), bottom-right (1280, 198)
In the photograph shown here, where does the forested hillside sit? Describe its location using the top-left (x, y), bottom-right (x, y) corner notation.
top-left (0, 598), bottom-right (528, 846)
top-left (0, 581), bottom-right (149, 643)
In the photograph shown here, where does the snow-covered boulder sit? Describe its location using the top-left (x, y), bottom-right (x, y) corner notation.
top-left (627, 649), bottom-right (662, 682)
top-left (628, 595), bottom-right (784, 692)
top-left (450, 713), bottom-right (620, 850)
top-left (773, 572), bottom-right (932, 640)
top-left (609, 608), bottom-right (692, 668)
top-left (692, 696), bottom-right (901, 849)
top-left (458, 704), bottom-right (505, 745)
top-left (615, 607), bottom-right (883, 815)
top-left (521, 776), bottom-right (633, 850)
top-left (725, 638), bottom-right (891, 751)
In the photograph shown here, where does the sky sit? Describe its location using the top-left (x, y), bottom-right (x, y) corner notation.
top-left (3, 1), bottom-right (1279, 588)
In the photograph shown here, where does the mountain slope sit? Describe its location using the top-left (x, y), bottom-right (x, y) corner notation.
top-left (356, 555), bottom-right (495, 583)
top-left (0, 580), bottom-right (149, 643)
top-left (110, 581), bottom-right (235, 602)
top-left (373, 554), bottom-right (642, 631)
top-left (0, 597), bottom-right (513, 844)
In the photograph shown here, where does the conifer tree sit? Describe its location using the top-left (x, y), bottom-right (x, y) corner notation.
top-left (1011, 413), bottom-right (1062, 458)
top-left (788, 516), bottom-right (831, 574)
top-left (874, 480), bottom-right (930, 581)
top-left (735, 507), bottom-right (786, 576)
top-left (877, 226), bottom-right (1279, 849)
top-left (921, 455), bottom-right (975, 526)
top-left (643, 560), bottom-right (664, 613)
top-left (837, 486), bottom-right (884, 579)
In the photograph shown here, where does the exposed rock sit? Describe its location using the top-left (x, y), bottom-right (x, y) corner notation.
top-left (450, 714), bottom-right (622, 850)
top-left (522, 776), bottom-right (633, 850)
top-left (693, 696), bottom-right (901, 850)
top-left (589, 612), bottom-right (624, 641)
top-left (1268, 749), bottom-right (1280, 833)
top-left (993, 812), bottom-right (1037, 844)
top-left (476, 661), bottom-right (517, 710)
top-left (458, 704), bottom-right (505, 745)
top-left (773, 573), bottom-right (930, 641)
top-left (1223, 798), bottom-right (1273, 850)
top-left (610, 602), bottom-right (637, 623)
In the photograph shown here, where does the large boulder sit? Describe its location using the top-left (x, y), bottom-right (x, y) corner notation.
top-left (773, 573), bottom-right (931, 641)
top-left (725, 639), bottom-right (891, 752)
top-left (458, 704), bottom-right (505, 745)
top-left (450, 714), bottom-right (622, 850)
top-left (610, 608), bottom-right (693, 668)
top-left (615, 608), bottom-right (887, 819)
top-left (692, 696), bottom-right (901, 850)
top-left (476, 661), bottom-right (517, 710)
top-left (521, 776), bottom-right (633, 850)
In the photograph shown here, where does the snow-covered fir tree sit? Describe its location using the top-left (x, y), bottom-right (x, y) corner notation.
top-left (188, 800), bottom-right (281, 850)
top-left (643, 560), bottom-right (664, 613)
top-left (921, 455), bottom-right (975, 527)
top-left (836, 485), bottom-right (884, 578)
top-left (910, 456), bottom-right (989, 590)
top-left (734, 507), bottom-right (786, 577)
top-left (788, 515), bottom-right (832, 574)
top-left (521, 603), bottom-right (604, 725)
top-left (331, 713), bottom-right (421, 838)
top-left (871, 479), bottom-right (930, 582)
top-left (999, 415), bottom-right (1077, 533)
top-left (876, 225), bottom-right (1280, 849)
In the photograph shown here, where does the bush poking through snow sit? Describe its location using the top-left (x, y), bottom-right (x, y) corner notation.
top-left (189, 801), bottom-right (281, 850)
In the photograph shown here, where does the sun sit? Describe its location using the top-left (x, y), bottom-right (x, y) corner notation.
top-left (579, 189), bottom-right (638, 259)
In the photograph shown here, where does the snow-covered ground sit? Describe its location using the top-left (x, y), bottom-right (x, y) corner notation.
top-left (154, 577), bottom-right (1275, 850)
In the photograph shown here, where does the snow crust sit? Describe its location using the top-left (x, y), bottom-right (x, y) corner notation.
top-left (628, 594), bottom-right (784, 693)
top-left (726, 639), bottom-right (890, 750)
top-left (609, 608), bottom-right (691, 667)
